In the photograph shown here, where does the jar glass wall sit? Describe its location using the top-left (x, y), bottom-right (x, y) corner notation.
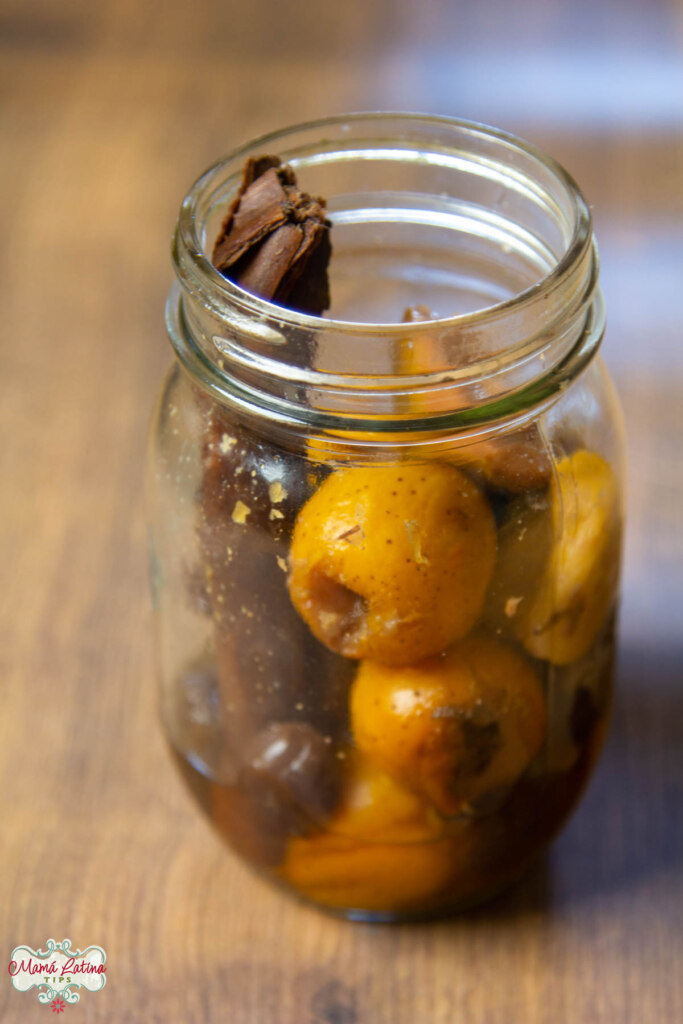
top-left (148, 115), bottom-right (625, 920)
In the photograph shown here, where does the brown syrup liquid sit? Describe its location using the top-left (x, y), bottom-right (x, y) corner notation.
top-left (168, 698), bottom-right (609, 920)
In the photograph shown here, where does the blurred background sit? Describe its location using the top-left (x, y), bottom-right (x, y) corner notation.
top-left (1, 1), bottom-right (681, 1021)
top-left (2, 0), bottom-right (681, 641)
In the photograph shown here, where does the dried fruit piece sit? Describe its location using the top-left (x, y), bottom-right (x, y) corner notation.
top-left (483, 491), bottom-right (553, 638)
top-left (199, 411), bottom-right (323, 544)
top-left (350, 635), bottom-right (547, 816)
top-left (287, 463), bottom-right (496, 665)
top-left (195, 412), bottom-right (352, 756)
top-left (542, 615), bottom-right (615, 772)
top-left (459, 426), bottom-right (552, 494)
top-left (238, 722), bottom-right (343, 836)
top-left (519, 450), bottom-right (620, 665)
top-left (206, 532), bottom-right (354, 760)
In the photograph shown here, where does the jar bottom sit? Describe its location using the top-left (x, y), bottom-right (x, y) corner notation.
top-left (167, 710), bottom-right (609, 922)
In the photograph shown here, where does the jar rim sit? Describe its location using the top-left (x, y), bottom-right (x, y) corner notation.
top-left (169, 112), bottom-right (603, 436)
top-left (175, 111), bottom-right (593, 336)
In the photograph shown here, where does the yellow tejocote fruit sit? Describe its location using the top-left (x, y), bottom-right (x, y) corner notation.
top-left (287, 463), bottom-right (496, 665)
top-left (351, 635), bottom-right (547, 816)
top-left (280, 754), bottom-right (468, 912)
top-left (519, 450), bottom-right (621, 665)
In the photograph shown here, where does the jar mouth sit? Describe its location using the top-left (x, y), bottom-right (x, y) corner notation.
top-left (170, 112), bottom-right (602, 434)
top-left (177, 112), bottom-right (593, 331)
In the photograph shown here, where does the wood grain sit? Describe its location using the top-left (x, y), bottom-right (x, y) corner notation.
top-left (1, 1), bottom-right (682, 1021)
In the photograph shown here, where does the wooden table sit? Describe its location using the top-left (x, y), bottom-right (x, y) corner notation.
top-left (1, 1), bottom-right (682, 1020)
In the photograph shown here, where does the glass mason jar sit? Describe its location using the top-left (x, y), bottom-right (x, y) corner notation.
top-left (148, 114), bottom-right (625, 921)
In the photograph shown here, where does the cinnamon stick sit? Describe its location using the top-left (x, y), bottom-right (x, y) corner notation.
top-left (212, 155), bottom-right (331, 315)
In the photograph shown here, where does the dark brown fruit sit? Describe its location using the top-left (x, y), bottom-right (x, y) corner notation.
top-left (199, 409), bottom-right (325, 544)
top-left (238, 722), bottom-right (343, 837)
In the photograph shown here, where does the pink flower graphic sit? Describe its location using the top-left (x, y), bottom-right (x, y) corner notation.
top-left (50, 996), bottom-right (66, 1013)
